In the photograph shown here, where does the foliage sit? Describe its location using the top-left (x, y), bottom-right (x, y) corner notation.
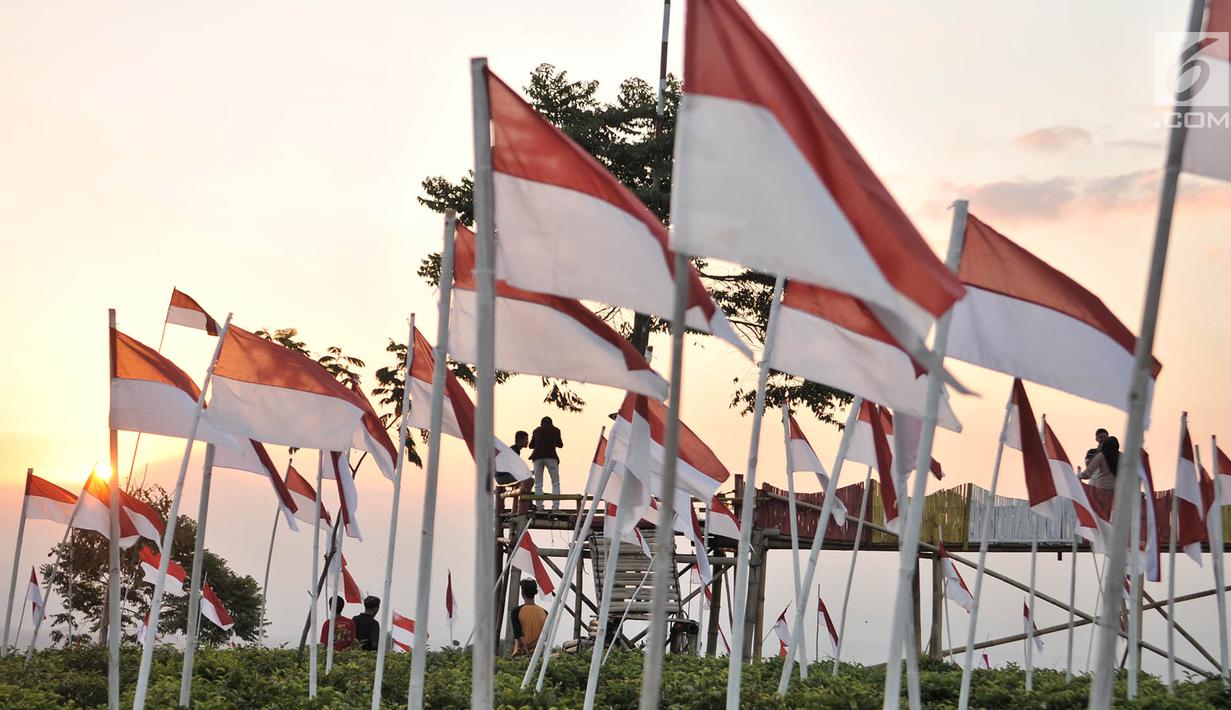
top-left (416, 63), bottom-right (848, 421)
top-left (5, 647), bottom-right (1229, 709)
top-left (38, 485), bottom-right (262, 648)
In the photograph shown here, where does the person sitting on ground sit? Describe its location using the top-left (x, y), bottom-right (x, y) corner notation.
top-left (1080, 435), bottom-right (1120, 491)
top-left (530, 417), bottom-right (564, 510)
top-left (510, 579), bottom-right (548, 657)
top-left (352, 595), bottom-right (381, 650)
top-left (320, 595), bottom-right (356, 651)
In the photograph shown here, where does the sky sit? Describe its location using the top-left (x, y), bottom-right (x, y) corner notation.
top-left (2, 0), bottom-right (1230, 675)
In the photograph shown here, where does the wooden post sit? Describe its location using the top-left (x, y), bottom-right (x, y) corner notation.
top-left (707, 567), bottom-right (723, 657)
top-left (929, 553), bottom-right (943, 658)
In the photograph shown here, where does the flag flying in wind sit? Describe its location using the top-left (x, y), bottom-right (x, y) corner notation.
top-left (865, 402), bottom-right (900, 532)
top-left (707, 495), bottom-right (740, 540)
top-left (1022, 601), bottom-right (1043, 653)
top-left (445, 571), bottom-right (456, 628)
top-left (607, 392), bottom-right (731, 504)
top-left (817, 595), bottom-right (839, 655)
top-left (73, 470), bottom-right (139, 548)
top-left (28, 568), bottom-right (44, 625)
top-left (1040, 419), bottom-right (1107, 550)
top-left (1176, 423), bottom-right (1207, 564)
top-left (120, 491), bottom-right (165, 547)
top-left (586, 432), bottom-right (608, 493)
top-left (212, 438), bottom-right (299, 531)
top-left (200, 583), bottom-right (234, 631)
top-left (338, 554), bottom-right (362, 605)
top-left (390, 612), bottom-right (419, 652)
top-left (137, 610), bottom-right (153, 647)
top-left (769, 284), bottom-right (962, 429)
top-left (483, 68), bottom-right (750, 357)
top-left (937, 542), bottom-right (974, 612)
top-left (1181, 2), bottom-right (1231, 182)
top-left (948, 215), bottom-right (1161, 413)
top-left (785, 414), bottom-right (847, 525)
top-left (601, 502), bottom-right (654, 558)
top-left (1138, 450), bottom-right (1162, 583)
top-left (138, 546), bottom-right (187, 596)
top-left (24, 473), bottom-right (77, 525)
top-left (671, 0), bottom-right (965, 349)
top-left (406, 327), bottom-right (531, 481)
top-left (324, 451), bottom-right (361, 540)
top-left (449, 223), bottom-right (668, 399)
top-left (845, 402), bottom-right (949, 478)
top-left (165, 288), bottom-right (220, 335)
top-left (509, 534), bottom-right (555, 596)
top-left (1215, 446), bottom-right (1231, 511)
top-left (1004, 380), bottom-right (1061, 519)
top-left (285, 465), bottom-right (331, 527)
top-left (348, 380), bottom-right (399, 481)
top-left (773, 604), bottom-right (792, 658)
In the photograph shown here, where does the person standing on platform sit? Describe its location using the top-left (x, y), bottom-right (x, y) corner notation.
top-left (530, 417), bottom-right (563, 511)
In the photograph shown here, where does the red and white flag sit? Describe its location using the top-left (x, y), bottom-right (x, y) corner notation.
top-left (769, 284), bottom-right (962, 429)
top-left (707, 495), bottom-right (740, 540)
top-left (340, 555), bottom-right (362, 605)
top-left (73, 470), bottom-right (139, 548)
top-left (937, 543), bottom-right (974, 613)
top-left (1181, 3), bottom-right (1231, 182)
top-left (1022, 601), bottom-right (1043, 653)
top-left (1214, 445), bottom-right (1231, 512)
top-left (785, 414), bottom-right (847, 525)
top-left (390, 612), bottom-right (419, 652)
top-left (137, 610), bottom-right (153, 647)
top-left (24, 473), bottom-right (77, 525)
top-left (406, 327), bottom-right (531, 481)
top-left (817, 595), bottom-right (839, 655)
top-left (607, 392), bottom-right (731, 504)
top-left (109, 328), bottom-right (239, 449)
top-left (671, 0), bottom-right (965, 348)
top-left (509, 534), bottom-right (555, 596)
top-left (864, 403), bottom-right (900, 533)
top-left (948, 215), bottom-right (1160, 413)
top-left (323, 451), bottom-right (361, 540)
top-left (1004, 380), bottom-right (1061, 520)
top-left (586, 432), bottom-right (608, 493)
top-left (1138, 450), bottom-right (1162, 583)
top-left (445, 571), bottom-right (456, 629)
top-left (1040, 419), bottom-right (1107, 551)
top-left (602, 502), bottom-right (654, 558)
top-left (200, 583), bottom-right (234, 631)
top-left (348, 380), bottom-right (399, 481)
top-left (213, 438), bottom-right (300, 531)
top-left (1176, 422), bottom-right (1207, 565)
top-left (120, 491), bottom-right (165, 547)
top-left (165, 288), bottom-right (220, 335)
top-left (845, 402), bottom-right (948, 479)
top-left (138, 546), bottom-right (188, 597)
top-left (27, 568), bottom-right (44, 625)
top-left (483, 68), bottom-right (750, 357)
top-left (450, 224), bottom-right (669, 399)
top-left (773, 604), bottom-right (792, 658)
top-left (982, 653), bottom-right (991, 669)
top-left (285, 465), bottom-right (331, 528)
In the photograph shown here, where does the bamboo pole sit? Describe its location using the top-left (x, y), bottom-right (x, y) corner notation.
top-left (179, 443), bottom-right (217, 706)
top-left (584, 484), bottom-right (633, 710)
top-left (257, 505), bottom-right (280, 647)
top-left (1025, 517), bottom-right (1038, 691)
top-left (781, 404), bottom-right (807, 677)
top-left (1168, 415), bottom-right (1184, 692)
top-left (1067, 532), bottom-right (1078, 683)
top-left (2, 469), bottom-right (32, 656)
top-left (833, 466), bottom-right (873, 675)
top-left (1208, 440), bottom-right (1230, 683)
top-left (107, 309), bottom-right (121, 710)
top-left (307, 452), bottom-right (325, 698)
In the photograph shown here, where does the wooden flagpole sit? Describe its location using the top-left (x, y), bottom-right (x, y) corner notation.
top-left (368, 315), bottom-right (415, 709)
top-left (833, 465), bottom-right (873, 675)
top-left (406, 211), bottom-right (457, 710)
top-left (132, 313), bottom-right (231, 710)
top-left (1207, 439), bottom-right (1230, 684)
top-left (1067, 531), bottom-right (1078, 684)
top-left (781, 404), bottom-right (808, 678)
top-left (2, 469), bottom-right (32, 656)
top-left (722, 274), bottom-right (785, 709)
top-left (179, 443), bottom-right (217, 705)
top-left (308, 452), bottom-right (325, 698)
top-left (257, 505), bottom-right (280, 647)
top-left (776, 397), bottom-right (863, 694)
top-left (106, 309), bottom-right (122, 710)
top-left (957, 383), bottom-right (1015, 710)
top-left (881, 199), bottom-right (966, 710)
top-left (1088, 1), bottom-right (1207, 705)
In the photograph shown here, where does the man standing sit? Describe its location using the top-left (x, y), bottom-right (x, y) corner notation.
top-left (352, 596), bottom-right (381, 651)
top-left (530, 417), bottom-right (563, 511)
top-left (510, 579), bottom-right (548, 657)
top-left (320, 596), bottom-right (356, 651)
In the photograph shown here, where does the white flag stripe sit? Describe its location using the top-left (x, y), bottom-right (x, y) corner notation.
top-left (1182, 53), bottom-right (1231, 181)
top-left (165, 305), bottom-right (215, 333)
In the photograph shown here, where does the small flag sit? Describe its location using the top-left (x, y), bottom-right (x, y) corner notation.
top-left (325, 451), bottom-right (362, 541)
top-left (1022, 601), bottom-right (1043, 653)
top-left (445, 571), bottom-right (456, 629)
top-left (785, 414), bottom-right (848, 525)
top-left (138, 546), bottom-right (188, 597)
top-left (1138, 450), bottom-right (1161, 583)
top-left (773, 604), bottom-right (792, 658)
top-left (285, 465), bottom-right (331, 527)
top-left (707, 495), bottom-right (740, 540)
top-left (509, 534), bottom-right (555, 596)
top-left (982, 653), bottom-right (991, 669)
top-left (390, 612), bottom-right (419, 652)
top-left (200, 583), bottom-right (234, 631)
top-left (165, 288), bottom-right (220, 335)
top-left (1176, 421), bottom-right (1207, 565)
top-left (24, 473), bottom-right (78, 525)
top-left (73, 470), bottom-right (139, 548)
top-left (817, 595), bottom-right (839, 655)
top-left (27, 567), bottom-right (43, 625)
top-left (938, 543), bottom-right (974, 613)
top-left (1041, 419), bottom-right (1107, 551)
top-left (1004, 380), bottom-right (1060, 519)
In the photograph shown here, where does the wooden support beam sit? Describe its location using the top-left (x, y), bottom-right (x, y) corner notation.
top-left (707, 568), bottom-right (724, 657)
top-left (929, 553), bottom-right (943, 658)
top-left (1141, 589), bottom-right (1221, 670)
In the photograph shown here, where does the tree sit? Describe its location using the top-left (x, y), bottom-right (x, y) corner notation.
top-left (416, 64), bottom-right (849, 425)
top-left (39, 484), bottom-right (262, 647)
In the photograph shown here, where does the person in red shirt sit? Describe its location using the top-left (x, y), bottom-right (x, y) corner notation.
top-left (320, 595), bottom-right (356, 651)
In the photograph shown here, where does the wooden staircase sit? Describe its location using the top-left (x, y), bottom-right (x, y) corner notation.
top-left (589, 528), bottom-right (685, 621)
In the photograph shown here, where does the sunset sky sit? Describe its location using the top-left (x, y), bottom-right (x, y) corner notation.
top-left (2, 0), bottom-right (1229, 671)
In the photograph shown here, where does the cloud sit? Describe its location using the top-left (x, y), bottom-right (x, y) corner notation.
top-left (958, 177), bottom-right (1078, 221)
top-left (1013, 126), bottom-right (1093, 152)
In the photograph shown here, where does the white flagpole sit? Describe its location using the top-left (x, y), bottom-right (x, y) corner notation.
top-left (1088, 0), bottom-right (1206, 705)
top-left (25, 498), bottom-right (83, 663)
top-left (2, 469), bottom-right (32, 656)
top-left (890, 426), bottom-right (921, 710)
top-left (326, 521), bottom-right (344, 675)
top-left (179, 442), bottom-right (217, 706)
top-left (638, 252), bottom-right (701, 710)
top-left (1025, 516), bottom-right (1038, 690)
top-left (1167, 413), bottom-right (1185, 693)
top-left (1208, 440), bottom-right (1230, 684)
top-left (776, 397), bottom-right (863, 694)
top-left (881, 199), bottom-right (967, 710)
top-left (833, 465), bottom-right (873, 676)
top-left (585, 482), bottom-right (633, 710)
top-left (936, 524), bottom-right (953, 665)
top-left (368, 315), bottom-right (415, 710)
top-left (406, 211), bottom-right (457, 710)
top-left (781, 404), bottom-right (808, 677)
top-left (722, 274), bottom-right (785, 709)
top-left (258, 505), bottom-right (280, 647)
top-left (107, 309), bottom-right (122, 710)
top-left (469, 56), bottom-right (498, 710)
top-left (1067, 531), bottom-right (1078, 684)
top-left (13, 573), bottom-right (29, 649)
top-left (956, 384), bottom-right (1015, 710)
top-left (1128, 465), bottom-right (1143, 700)
top-left (132, 314), bottom-right (232, 710)
top-left (308, 452), bottom-right (325, 698)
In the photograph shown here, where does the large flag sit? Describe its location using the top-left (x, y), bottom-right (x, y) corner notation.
top-left (348, 380), bottom-right (399, 481)
top-left (1023, 601), bottom-right (1044, 653)
top-left (606, 392), bottom-right (731, 504)
top-left (73, 470), bottom-right (139, 548)
top-left (138, 546), bottom-right (187, 597)
top-left (165, 288), bottom-right (220, 335)
top-left (212, 438), bottom-right (300, 531)
top-left (1040, 419), bottom-right (1107, 550)
top-left (670, 0), bottom-right (965, 347)
top-left (1181, 2), bottom-right (1231, 182)
top-left (938, 542), bottom-right (974, 612)
top-left (948, 215), bottom-right (1160, 412)
top-left (785, 414), bottom-right (847, 525)
top-left (817, 595), bottom-right (839, 655)
top-left (27, 568), bottom-right (44, 626)
top-left (707, 495), bottom-right (740, 540)
top-left (390, 612), bottom-right (419, 652)
top-left (769, 284), bottom-right (962, 429)
top-left (323, 451), bottom-right (361, 540)
top-left (109, 328), bottom-right (239, 448)
top-left (773, 605), bottom-right (792, 658)
top-left (406, 327), bottom-right (531, 481)
top-left (1004, 380), bottom-right (1060, 519)
top-left (200, 583), bottom-right (234, 631)
top-left (483, 68), bottom-right (750, 356)
top-left (509, 534), bottom-right (555, 596)
top-left (445, 571), bottom-right (456, 629)
top-left (25, 473), bottom-right (77, 525)
top-left (1176, 423), bottom-right (1207, 564)
top-left (285, 465), bottom-right (331, 528)
top-left (450, 223), bottom-right (669, 399)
